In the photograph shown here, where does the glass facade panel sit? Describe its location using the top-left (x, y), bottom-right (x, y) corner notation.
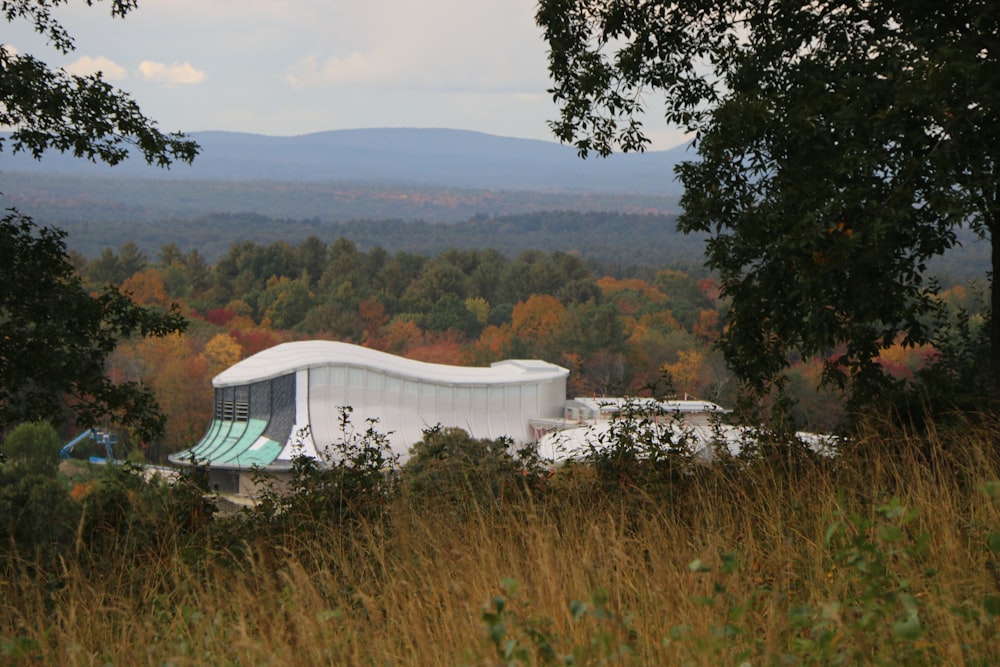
top-left (437, 385), bottom-right (454, 418)
top-left (365, 372), bottom-right (385, 419)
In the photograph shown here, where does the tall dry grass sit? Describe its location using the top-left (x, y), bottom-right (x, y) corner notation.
top-left (2, 414), bottom-right (999, 665)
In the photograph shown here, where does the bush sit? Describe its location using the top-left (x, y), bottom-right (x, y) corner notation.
top-left (403, 426), bottom-right (543, 510)
top-left (0, 473), bottom-right (79, 567)
top-left (249, 408), bottom-right (400, 533)
top-left (573, 399), bottom-right (702, 495)
top-left (80, 462), bottom-right (216, 565)
top-left (0, 421), bottom-right (62, 477)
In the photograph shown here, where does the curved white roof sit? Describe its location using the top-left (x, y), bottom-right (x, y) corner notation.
top-left (213, 340), bottom-right (569, 388)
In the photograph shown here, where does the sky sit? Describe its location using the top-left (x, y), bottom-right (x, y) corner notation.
top-left (5, 0), bottom-right (688, 150)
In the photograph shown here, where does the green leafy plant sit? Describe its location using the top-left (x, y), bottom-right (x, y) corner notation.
top-left (249, 408), bottom-right (399, 532)
top-left (0, 421), bottom-right (62, 477)
top-left (478, 578), bottom-right (635, 666)
top-left (573, 398), bottom-right (703, 496)
top-left (793, 498), bottom-right (936, 665)
top-left (403, 426), bottom-right (545, 512)
top-left (673, 498), bottom-right (943, 665)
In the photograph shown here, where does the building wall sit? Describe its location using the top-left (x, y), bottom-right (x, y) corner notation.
top-left (305, 365), bottom-right (567, 457)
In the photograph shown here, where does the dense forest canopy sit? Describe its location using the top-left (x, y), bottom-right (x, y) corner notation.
top-left (0, 171), bottom-right (682, 225)
top-left (2, 169), bottom-right (982, 285)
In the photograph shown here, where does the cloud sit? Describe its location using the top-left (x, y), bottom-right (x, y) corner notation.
top-left (284, 50), bottom-right (395, 88)
top-left (138, 60), bottom-right (206, 85)
top-left (65, 56), bottom-right (128, 81)
top-left (280, 0), bottom-right (548, 93)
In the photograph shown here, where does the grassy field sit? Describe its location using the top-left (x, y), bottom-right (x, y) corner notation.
top-left (2, 415), bottom-right (999, 665)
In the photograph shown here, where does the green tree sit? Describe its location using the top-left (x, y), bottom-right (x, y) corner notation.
top-left (423, 294), bottom-right (482, 338)
top-left (297, 235), bottom-right (328, 287)
top-left (1, 0), bottom-right (198, 439)
top-left (538, 1), bottom-right (999, 401)
top-left (401, 260), bottom-right (470, 312)
top-left (263, 276), bottom-right (316, 330)
top-left (85, 241), bottom-right (149, 286)
top-left (0, 421), bottom-right (62, 477)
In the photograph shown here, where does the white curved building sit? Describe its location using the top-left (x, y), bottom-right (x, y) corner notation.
top-left (170, 340), bottom-right (569, 489)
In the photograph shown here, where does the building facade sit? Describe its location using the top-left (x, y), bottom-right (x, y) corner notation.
top-left (169, 340), bottom-right (569, 492)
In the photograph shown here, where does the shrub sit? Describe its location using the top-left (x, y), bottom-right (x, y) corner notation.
top-left (572, 399), bottom-right (703, 495)
top-left (403, 426), bottom-right (543, 510)
top-left (249, 407), bottom-right (400, 533)
top-left (0, 421), bottom-right (62, 477)
top-left (0, 472), bottom-right (78, 567)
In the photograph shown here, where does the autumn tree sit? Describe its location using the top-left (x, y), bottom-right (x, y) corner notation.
top-left (358, 296), bottom-right (391, 345)
top-left (128, 333), bottom-right (213, 456)
top-left (510, 295), bottom-right (566, 348)
top-left (120, 268), bottom-right (172, 310)
top-left (204, 333), bottom-right (243, 378)
top-left (538, 0), bottom-right (1000, 404)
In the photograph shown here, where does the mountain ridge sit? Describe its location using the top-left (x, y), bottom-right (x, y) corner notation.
top-left (0, 127), bottom-right (691, 195)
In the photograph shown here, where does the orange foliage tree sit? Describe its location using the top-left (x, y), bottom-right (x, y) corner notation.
top-left (381, 318), bottom-right (425, 355)
top-left (661, 349), bottom-right (706, 397)
top-left (121, 332), bottom-right (214, 460)
top-left (596, 276), bottom-right (670, 303)
top-left (120, 268), bottom-right (174, 310)
top-left (405, 331), bottom-right (467, 365)
top-left (204, 332), bottom-right (243, 378)
top-left (692, 309), bottom-right (720, 345)
top-left (358, 297), bottom-right (391, 346)
top-left (511, 295), bottom-right (565, 338)
top-left (465, 324), bottom-right (513, 366)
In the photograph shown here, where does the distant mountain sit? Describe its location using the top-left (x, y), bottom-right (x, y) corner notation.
top-left (0, 128), bottom-right (692, 195)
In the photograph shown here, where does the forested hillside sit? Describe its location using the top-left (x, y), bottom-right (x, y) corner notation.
top-left (61, 210), bottom-right (703, 268)
top-left (1, 172), bottom-right (680, 226)
top-left (5, 171), bottom-right (986, 282)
